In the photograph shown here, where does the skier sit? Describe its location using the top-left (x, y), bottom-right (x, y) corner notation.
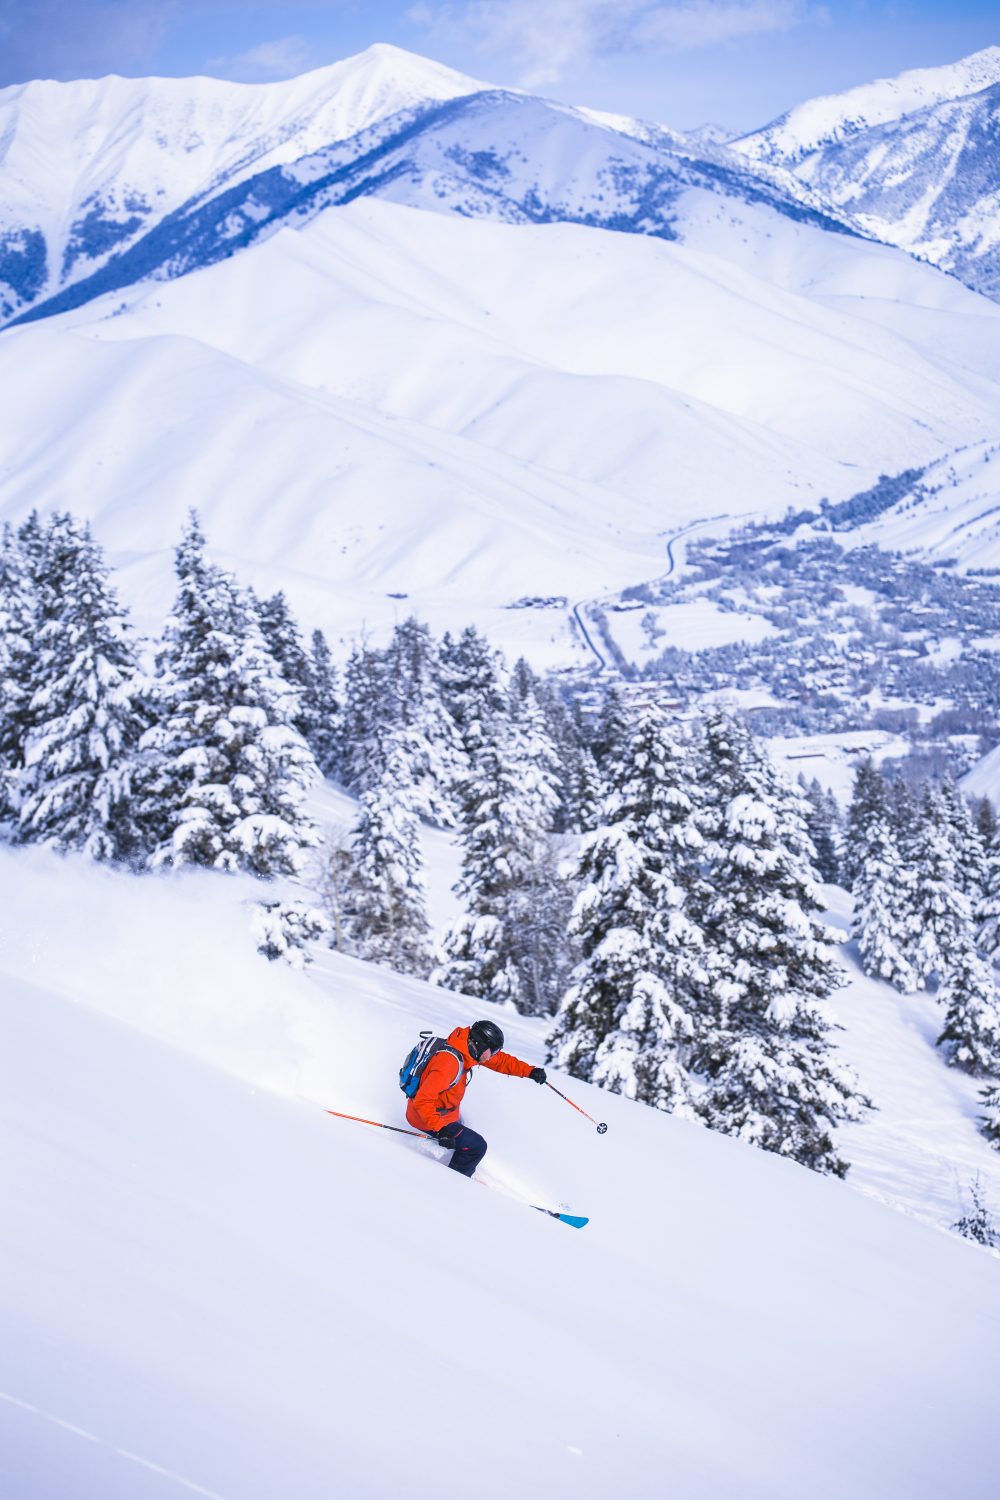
top-left (406, 1019), bottom-right (547, 1177)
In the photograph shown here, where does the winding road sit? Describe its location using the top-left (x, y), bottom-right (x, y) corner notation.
top-left (570, 514), bottom-right (731, 674)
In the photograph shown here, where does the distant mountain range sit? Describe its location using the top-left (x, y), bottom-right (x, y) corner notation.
top-left (0, 42), bottom-right (857, 327)
top-left (733, 47), bottom-right (1000, 299)
top-left (1, 43), bottom-right (998, 327)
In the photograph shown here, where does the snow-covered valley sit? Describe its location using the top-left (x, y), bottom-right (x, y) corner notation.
top-left (2, 190), bottom-right (999, 659)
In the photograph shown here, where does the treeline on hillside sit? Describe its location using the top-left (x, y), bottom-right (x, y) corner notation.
top-left (846, 757), bottom-right (1000, 1151)
top-left (4, 510), bottom-right (998, 1174)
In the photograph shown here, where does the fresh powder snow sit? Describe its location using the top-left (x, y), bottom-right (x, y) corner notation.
top-left (1, 845), bottom-right (999, 1499)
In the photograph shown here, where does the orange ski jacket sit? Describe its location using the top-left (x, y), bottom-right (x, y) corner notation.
top-left (405, 1024), bottom-right (533, 1134)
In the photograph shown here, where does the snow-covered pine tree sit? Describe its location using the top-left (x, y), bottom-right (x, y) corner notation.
top-left (338, 641), bottom-right (388, 794)
top-left (547, 705), bottom-right (705, 1112)
top-left (437, 625), bottom-right (506, 758)
top-left (981, 1082), bottom-right (1000, 1150)
top-left (508, 834), bottom-right (577, 1016)
top-left (695, 710), bottom-right (864, 1177)
top-left (257, 590), bottom-right (313, 736)
top-left (302, 628), bottom-right (340, 777)
top-left (851, 812), bottom-right (917, 992)
top-left (17, 513), bottom-right (145, 862)
top-left (887, 775), bottom-right (918, 838)
top-left (975, 796), bottom-right (997, 848)
top-left (507, 671), bottom-right (561, 834)
top-left (136, 513), bottom-right (317, 876)
top-left (978, 824), bottom-right (1000, 963)
top-left (437, 717), bottom-right (530, 1002)
top-left (800, 775), bottom-right (840, 884)
top-left (589, 685), bottom-right (631, 771)
top-left (436, 712), bottom-right (556, 1011)
top-left (382, 617), bottom-right (466, 827)
top-left (252, 899), bottom-right (331, 969)
top-left (0, 523), bottom-right (35, 824)
top-left (15, 509), bottom-right (48, 580)
top-left (561, 741), bottom-right (605, 835)
top-left (909, 785), bottom-right (974, 989)
top-left (843, 757), bottom-right (889, 889)
top-left (342, 732), bottom-right (432, 977)
top-left (938, 777), bottom-right (988, 907)
top-left (936, 937), bottom-right (1000, 1076)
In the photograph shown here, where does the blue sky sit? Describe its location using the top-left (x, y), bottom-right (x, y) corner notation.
top-left (0, 1), bottom-right (996, 131)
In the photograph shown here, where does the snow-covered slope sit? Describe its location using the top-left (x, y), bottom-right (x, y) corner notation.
top-left (834, 439), bottom-right (1000, 571)
top-left (0, 44), bottom-right (484, 322)
top-left (733, 48), bottom-right (1000, 300)
top-left (1, 846), bottom-right (998, 1499)
top-left (2, 195), bottom-right (999, 657)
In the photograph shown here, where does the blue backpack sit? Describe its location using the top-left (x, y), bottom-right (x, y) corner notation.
top-left (399, 1031), bottom-right (465, 1098)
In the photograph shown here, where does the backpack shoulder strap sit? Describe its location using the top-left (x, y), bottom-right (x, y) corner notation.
top-left (441, 1044), bottom-right (466, 1089)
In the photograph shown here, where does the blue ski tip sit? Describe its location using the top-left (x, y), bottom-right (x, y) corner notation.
top-left (533, 1206), bottom-right (589, 1228)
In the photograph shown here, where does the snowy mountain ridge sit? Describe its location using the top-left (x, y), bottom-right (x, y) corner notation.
top-left (0, 43), bottom-right (849, 327)
top-left (4, 42), bottom-right (1000, 328)
top-left (732, 44), bottom-right (1000, 162)
top-left (733, 48), bottom-right (1000, 299)
top-left (0, 43), bottom-right (485, 322)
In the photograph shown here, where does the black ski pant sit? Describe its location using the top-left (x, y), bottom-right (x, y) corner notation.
top-left (446, 1124), bottom-right (487, 1178)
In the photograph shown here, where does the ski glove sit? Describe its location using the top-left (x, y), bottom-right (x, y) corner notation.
top-left (435, 1127), bottom-right (460, 1150)
top-left (529, 1067), bottom-right (547, 1085)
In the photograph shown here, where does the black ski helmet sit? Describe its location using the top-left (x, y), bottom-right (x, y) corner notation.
top-left (468, 1019), bottom-right (504, 1059)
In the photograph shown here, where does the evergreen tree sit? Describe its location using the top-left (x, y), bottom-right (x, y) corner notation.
top-left (437, 625), bottom-right (506, 758)
top-left (938, 777), bottom-right (988, 906)
top-left (135, 514), bottom-right (317, 875)
top-left (338, 641), bottom-right (388, 794)
top-left (909, 786), bottom-right (974, 988)
top-left (851, 814), bottom-right (917, 992)
top-left (508, 676), bottom-right (561, 835)
top-left (436, 715), bottom-right (552, 1010)
top-left (303, 628), bottom-right (340, 777)
top-left (507, 834), bottom-right (576, 1016)
top-left (695, 711), bottom-right (864, 1177)
top-left (15, 509), bottom-right (48, 581)
top-left (257, 590), bottom-right (313, 735)
top-left (886, 775), bottom-right (918, 839)
top-left (383, 617), bottom-right (466, 827)
top-left (17, 513), bottom-right (144, 862)
top-left (547, 706), bottom-right (705, 1112)
top-left (342, 733), bottom-right (432, 976)
top-left (801, 775), bottom-right (840, 884)
top-left (252, 899), bottom-right (331, 969)
top-left (0, 523), bottom-right (35, 822)
top-left (589, 685), bottom-right (631, 770)
top-left (975, 796), bottom-right (997, 848)
top-left (936, 938), bottom-right (1000, 1077)
top-left (981, 1082), bottom-right (1000, 1151)
top-left (562, 742), bottom-right (605, 834)
top-left (977, 825), bottom-right (1000, 963)
top-left (843, 757), bottom-right (888, 889)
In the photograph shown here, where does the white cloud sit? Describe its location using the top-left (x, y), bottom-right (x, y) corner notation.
top-left (637, 0), bottom-right (808, 50)
top-left (210, 34), bottom-right (314, 81)
top-left (410, 0), bottom-right (813, 86)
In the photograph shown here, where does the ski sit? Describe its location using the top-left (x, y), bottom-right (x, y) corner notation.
top-left (532, 1206), bottom-right (590, 1229)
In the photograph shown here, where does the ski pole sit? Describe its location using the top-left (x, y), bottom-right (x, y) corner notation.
top-left (321, 1106), bottom-right (432, 1139)
top-left (546, 1081), bottom-right (608, 1134)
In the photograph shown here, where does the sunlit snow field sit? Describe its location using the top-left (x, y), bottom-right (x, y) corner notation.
top-left (2, 838), bottom-right (998, 1499)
